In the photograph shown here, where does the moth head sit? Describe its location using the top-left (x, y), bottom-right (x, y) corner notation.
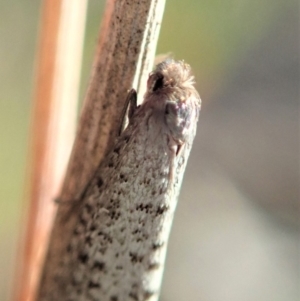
top-left (147, 59), bottom-right (197, 94)
top-left (147, 60), bottom-right (201, 143)
top-left (142, 60), bottom-right (201, 144)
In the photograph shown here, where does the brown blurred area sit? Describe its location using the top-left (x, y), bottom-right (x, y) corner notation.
top-left (0, 0), bottom-right (298, 300)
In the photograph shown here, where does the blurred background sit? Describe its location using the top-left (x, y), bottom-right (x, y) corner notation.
top-left (0, 0), bottom-right (298, 300)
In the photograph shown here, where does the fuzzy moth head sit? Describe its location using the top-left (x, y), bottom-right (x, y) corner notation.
top-left (145, 59), bottom-right (201, 144)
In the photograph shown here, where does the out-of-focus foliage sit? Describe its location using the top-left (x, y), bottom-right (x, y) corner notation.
top-left (159, 0), bottom-right (294, 93)
top-left (0, 0), bottom-right (298, 300)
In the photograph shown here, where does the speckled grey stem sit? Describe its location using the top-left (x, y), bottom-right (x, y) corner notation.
top-left (37, 60), bottom-right (201, 301)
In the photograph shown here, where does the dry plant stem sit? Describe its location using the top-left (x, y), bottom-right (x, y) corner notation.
top-left (14, 1), bottom-right (87, 301)
top-left (60, 0), bottom-right (166, 204)
top-left (37, 0), bottom-right (166, 299)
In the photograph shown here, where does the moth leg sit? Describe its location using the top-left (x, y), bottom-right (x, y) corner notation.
top-left (54, 173), bottom-right (103, 205)
top-left (175, 142), bottom-right (184, 157)
top-left (119, 89), bottom-right (137, 135)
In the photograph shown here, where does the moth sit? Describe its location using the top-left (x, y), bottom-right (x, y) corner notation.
top-left (38, 59), bottom-right (201, 301)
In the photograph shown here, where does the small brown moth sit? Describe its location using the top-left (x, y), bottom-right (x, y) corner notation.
top-left (38, 59), bottom-right (201, 301)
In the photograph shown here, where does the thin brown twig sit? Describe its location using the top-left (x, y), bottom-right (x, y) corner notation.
top-left (14, 1), bottom-right (87, 300)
